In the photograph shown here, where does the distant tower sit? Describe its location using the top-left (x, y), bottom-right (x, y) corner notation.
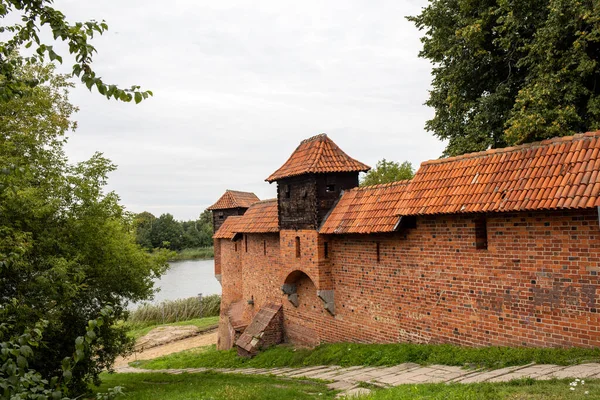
top-left (207, 190), bottom-right (260, 232)
top-left (266, 134), bottom-right (370, 230)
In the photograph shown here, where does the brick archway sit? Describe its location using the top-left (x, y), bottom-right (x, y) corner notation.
top-left (281, 270), bottom-right (322, 346)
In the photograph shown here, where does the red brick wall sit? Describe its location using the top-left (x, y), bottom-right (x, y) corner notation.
top-left (219, 209), bottom-right (600, 348)
top-left (213, 239), bottom-right (221, 277)
top-left (239, 233), bottom-right (283, 323)
top-left (283, 271), bottom-right (323, 346)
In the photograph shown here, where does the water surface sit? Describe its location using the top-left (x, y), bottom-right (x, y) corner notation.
top-left (147, 259), bottom-right (221, 304)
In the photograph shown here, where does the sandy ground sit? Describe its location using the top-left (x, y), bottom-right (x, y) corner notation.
top-left (114, 330), bottom-right (217, 369)
top-left (134, 325), bottom-right (201, 350)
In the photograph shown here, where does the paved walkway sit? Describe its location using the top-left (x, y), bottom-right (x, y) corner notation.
top-left (116, 362), bottom-right (600, 398)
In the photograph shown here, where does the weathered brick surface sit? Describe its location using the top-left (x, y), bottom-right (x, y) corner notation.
top-left (236, 303), bottom-right (283, 356)
top-left (219, 209), bottom-right (600, 349)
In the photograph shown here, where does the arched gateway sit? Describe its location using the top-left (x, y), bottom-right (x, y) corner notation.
top-left (281, 270), bottom-right (323, 347)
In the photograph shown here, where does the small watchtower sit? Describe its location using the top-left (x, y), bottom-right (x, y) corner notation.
top-left (266, 134), bottom-right (370, 230)
top-left (207, 190), bottom-right (260, 232)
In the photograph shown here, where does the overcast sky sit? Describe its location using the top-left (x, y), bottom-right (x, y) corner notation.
top-left (53, 0), bottom-right (445, 220)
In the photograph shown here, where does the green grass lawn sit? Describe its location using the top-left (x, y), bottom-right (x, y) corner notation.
top-left (96, 373), bottom-right (600, 399)
top-left (126, 316), bottom-right (219, 341)
top-left (135, 341), bottom-right (600, 371)
top-left (95, 371), bottom-right (337, 400)
top-left (363, 378), bottom-right (600, 399)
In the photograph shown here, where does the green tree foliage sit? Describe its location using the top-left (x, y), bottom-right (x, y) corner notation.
top-left (150, 213), bottom-right (184, 250)
top-left (0, 0), bottom-right (152, 102)
top-left (134, 211), bottom-right (213, 251)
top-left (0, 63), bottom-right (168, 395)
top-left (133, 211), bottom-right (156, 250)
top-left (409, 0), bottom-right (600, 156)
top-left (0, 308), bottom-right (123, 400)
top-left (360, 159), bottom-right (414, 186)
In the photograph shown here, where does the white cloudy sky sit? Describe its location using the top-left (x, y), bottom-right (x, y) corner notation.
top-left (51, 0), bottom-right (445, 220)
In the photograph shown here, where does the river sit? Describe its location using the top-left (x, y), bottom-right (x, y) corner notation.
top-left (145, 259), bottom-right (221, 305)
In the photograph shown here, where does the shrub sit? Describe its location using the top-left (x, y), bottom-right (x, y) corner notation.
top-left (129, 295), bottom-right (221, 325)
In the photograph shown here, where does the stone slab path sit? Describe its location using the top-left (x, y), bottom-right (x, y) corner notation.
top-left (116, 362), bottom-right (600, 398)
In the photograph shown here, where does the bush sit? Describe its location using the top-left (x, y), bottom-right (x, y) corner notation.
top-left (129, 295), bottom-right (221, 325)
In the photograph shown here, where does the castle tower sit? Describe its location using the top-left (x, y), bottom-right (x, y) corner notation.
top-left (265, 134), bottom-right (370, 319)
top-left (207, 190), bottom-right (260, 232)
top-left (266, 134), bottom-right (370, 230)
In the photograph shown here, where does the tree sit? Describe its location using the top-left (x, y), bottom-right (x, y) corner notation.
top-left (134, 211), bottom-right (156, 250)
top-left (0, 1), bottom-right (151, 102)
top-left (360, 159), bottom-right (414, 186)
top-left (409, 0), bottom-right (600, 156)
top-left (0, 63), bottom-right (168, 396)
top-left (133, 210), bottom-right (214, 251)
top-left (150, 213), bottom-right (185, 251)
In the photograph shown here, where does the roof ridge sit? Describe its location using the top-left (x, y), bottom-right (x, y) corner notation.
top-left (349, 180), bottom-right (411, 192)
top-left (226, 189), bottom-right (255, 194)
top-left (421, 130), bottom-right (600, 166)
top-left (254, 198), bottom-right (277, 204)
top-left (300, 133), bottom-right (328, 144)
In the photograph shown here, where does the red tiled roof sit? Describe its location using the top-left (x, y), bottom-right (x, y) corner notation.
top-left (213, 216), bottom-right (243, 240)
top-left (266, 134), bottom-right (370, 182)
top-left (235, 199), bottom-right (279, 233)
top-left (319, 181), bottom-right (411, 234)
top-left (396, 131), bottom-right (600, 215)
top-left (207, 190), bottom-right (260, 210)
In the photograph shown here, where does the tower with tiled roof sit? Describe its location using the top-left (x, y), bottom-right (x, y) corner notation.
top-left (207, 190), bottom-right (260, 232)
top-left (266, 134), bottom-right (370, 230)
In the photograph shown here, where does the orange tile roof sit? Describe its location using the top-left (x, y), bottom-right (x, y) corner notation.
top-left (319, 181), bottom-right (411, 234)
top-left (213, 216), bottom-right (244, 240)
top-left (396, 131), bottom-right (600, 215)
top-left (266, 134), bottom-right (370, 182)
top-left (234, 199), bottom-right (279, 233)
top-left (207, 190), bottom-right (260, 210)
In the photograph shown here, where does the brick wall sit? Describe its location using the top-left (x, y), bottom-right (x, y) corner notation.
top-left (239, 233), bottom-right (283, 323)
top-left (219, 208), bottom-right (600, 348)
top-left (214, 239), bottom-right (221, 278)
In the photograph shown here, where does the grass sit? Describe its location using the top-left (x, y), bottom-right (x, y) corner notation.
top-left (94, 371), bottom-right (337, 400)
top-left (94, 373), bottom-right (600, 400)
top-left (135, 342), bottom-right (600, 371)
top-left (168, 247), bottom-right (214, 261)
top-left (128, 295), bottom-right (220, 325)
top-left (363, 378), bottom-right (600, 399)
top-left (126, 316), bottom-right (220, 341)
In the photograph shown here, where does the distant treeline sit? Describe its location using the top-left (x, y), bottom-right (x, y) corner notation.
top-left (134, 210), bottom-right (213, 251)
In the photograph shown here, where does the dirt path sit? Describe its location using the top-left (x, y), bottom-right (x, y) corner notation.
top-left (114, 331), bottom-right (217, 368)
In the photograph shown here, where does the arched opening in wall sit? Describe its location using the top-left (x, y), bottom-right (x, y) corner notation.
top-left (282, 270), bottom-right (321, 347)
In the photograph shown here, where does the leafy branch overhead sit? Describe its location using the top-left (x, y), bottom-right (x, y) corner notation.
top-left (360, 159), bottom-right (414, 186)
top-left (0, 0), bottom-right (152, 102)
top-left (409, 0), bottom-right (600, 156)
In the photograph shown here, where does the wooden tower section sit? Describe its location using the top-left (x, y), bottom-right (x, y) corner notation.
top-left (207, 190), bottom-right (260, 232)
top-left (266, 134), bottom-right (370, 230)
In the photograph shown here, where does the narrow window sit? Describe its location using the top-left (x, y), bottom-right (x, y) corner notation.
top-left (295, 236), bottom-right (301, 258)
top-left (475, 217), bottom-right (488, 250)
top-left (263, 240), bottom-right (267, 255)
top-left (376, 241), bottom-right (381, 263)
top-left (217, 211), bottom-right (224, 220)
top-left (245, 235), bottom-right (248, 252)
top-left (234, 242), bottom-right (238, 252)
top-left (324, 242), bottom-right (329, 258)
top-left (285, 184), bottom-right (291, 199)
top-left (326, 184), bottom-right (336, 192)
